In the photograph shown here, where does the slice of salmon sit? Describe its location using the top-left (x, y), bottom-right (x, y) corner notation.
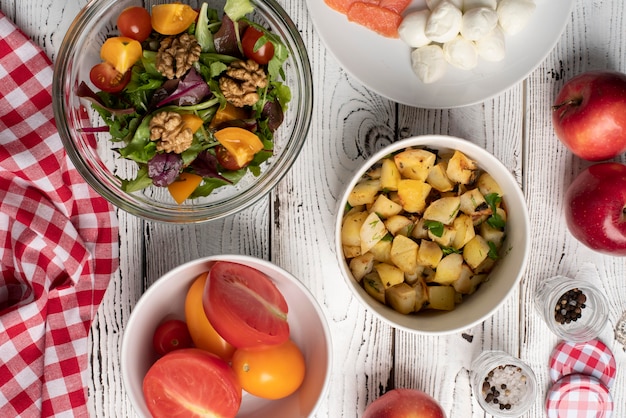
top-left (379, 0), bottom-right (411, 14)
top-left (324, 0), bottom-right (378, 15)
top-left (347, 2), bottom-right (402, 38)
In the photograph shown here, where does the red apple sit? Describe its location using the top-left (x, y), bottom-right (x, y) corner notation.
top-left (552, 70), bottom-right (626, 161)
top-left (363, 388), bottom-right (445, 418)
top-left (564, 162), bottom-right (626, 255)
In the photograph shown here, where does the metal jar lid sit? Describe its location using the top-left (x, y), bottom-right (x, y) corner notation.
top-left (546, 374), bottom-right (613, 417)
top-left (549, 339), bottom-right (616, 389)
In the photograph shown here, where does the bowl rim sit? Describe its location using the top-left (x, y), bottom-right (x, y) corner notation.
top-left (120, 254), bottom-right (333, 417)
top-left (334, 135), bottom-right (531, 335)
top-left (52, 0), bottom-right (313, 223)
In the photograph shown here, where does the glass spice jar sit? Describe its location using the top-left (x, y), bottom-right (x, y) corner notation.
top-left (534, 275), bottom-right (609, 342)
top-left (471, 350), bottom-right (537, 417)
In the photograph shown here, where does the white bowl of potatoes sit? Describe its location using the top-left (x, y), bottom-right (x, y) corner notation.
top-left (336, 135), bottom-right (529, 335)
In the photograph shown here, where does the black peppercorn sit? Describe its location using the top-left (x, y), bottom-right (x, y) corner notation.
top-left (554, 288), bottom-right (587, 325)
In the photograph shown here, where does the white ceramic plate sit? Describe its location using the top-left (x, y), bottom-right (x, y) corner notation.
top-left (306, 0), bottom-right (575, 108)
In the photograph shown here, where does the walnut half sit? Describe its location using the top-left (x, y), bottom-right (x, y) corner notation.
top-left (149, 111), bottom-right (193, 154)
top-left (219, 59), bottom-right (268, 107)
top-left (156, 33), bottom-right (201, 79)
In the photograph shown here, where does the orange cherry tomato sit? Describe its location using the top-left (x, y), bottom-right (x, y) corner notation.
top-left (231, 340), bottom-right (306, 400)
top-left (100, 36), bottom-right (142, 74)
top-left (151, 4), bottom-right (198, 35)
top-left (213, 127), bottom-right (264, 168)
top-left (184, 272), bottom-right (236, 361)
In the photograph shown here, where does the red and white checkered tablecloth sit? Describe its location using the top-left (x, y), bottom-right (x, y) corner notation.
top-left (0, 10), bottom-right (119, 418)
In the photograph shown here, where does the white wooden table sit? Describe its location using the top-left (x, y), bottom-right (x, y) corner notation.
top-left (3, 0), bottom-right (625, 416)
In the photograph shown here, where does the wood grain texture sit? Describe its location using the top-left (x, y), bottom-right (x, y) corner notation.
top-left (2, 0), bottom-right (625, 416)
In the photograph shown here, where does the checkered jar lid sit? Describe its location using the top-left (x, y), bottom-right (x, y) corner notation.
top-left (549, 339), bottom-right (616, 389)
top-left (546, 374), bottom-right (613, 418)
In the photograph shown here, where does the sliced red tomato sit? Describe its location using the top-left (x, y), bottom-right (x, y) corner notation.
top-left (202, 261), bottom-right (289, 349)
top-left (89, 62), bottom-right (131, 93)
top-left (215, 145), bottom-right (246, 171)
top-left (117, 6), bottom-right (152, 42)
top-left (152, 319), bottom-right (193, 356)
top-left (241, 26), bottom-right (275, 65)
top-left (143, 348), bottom-right (242, 418)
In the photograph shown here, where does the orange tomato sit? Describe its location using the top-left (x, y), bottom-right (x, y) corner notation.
top-left (151, 3), bottom-right (198, 35)
top-left (100, 36), bottom-right (142, 74)
top-left (167, 172), bottom-right (202, 204)
top-left (184, 272), bottom-right (236, 361)
top-left (231, 340), bottom-right (306, 400)
top-left (213, 127), bottom-right (264, 168)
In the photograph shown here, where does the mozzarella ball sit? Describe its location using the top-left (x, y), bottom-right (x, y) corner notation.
top-left (427, 0), bottom-right (463, 11)
top-left (443, 35), bottom-right (478, 70)
top-left (411, 44), bottom-right (448, 84)
top-left (399, 9), bottom-right (432, 48)
top-left (461, 7), bottom-right (498, 40)
top-left (475, 25), bottom-right (506, 61)
top-left (497, 0), bottom-right (536, 35)
top-left (425, 1), bottom-right (463, 43)
top-left (462, 0), bottom-right (497, 11)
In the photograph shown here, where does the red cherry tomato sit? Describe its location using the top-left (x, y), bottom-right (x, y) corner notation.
top-left (152, 319), bottom-right (193, 356)
top-left (89, 62), bottom-right (131, 93)
top-left (117, 6), bottom-right (152, 42)
top-left (216, 145), bottom-right (246, 171)
top-left (143, 348), bottom-right (242, 418)
top-left (241, 27), bottom-right (275, 65)
top-left (202, 261), bottom-right (289, 349)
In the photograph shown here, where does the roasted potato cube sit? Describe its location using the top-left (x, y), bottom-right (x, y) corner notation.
top-left (416, 240), bottom-right (443, 268)
top-left (433, 253), bottom-right (464, 285)
top-left (413, 278), bottom-right (429, 312)
top-left (451, 214), bottom-right (476, 249)
top-left (370, 194), bottom-right (403, 219)
top-left (428, 225), bottom-right (456, 247)
top-left (390, 235), bottom-right (419, 273)
top-left (360, 212), bottom-right (387, 253)
top-left (480, 222), bottom-right (505, 248)
top-left (446, 150), bottom-right (477, 185)
top-left (423, 196), bottom-right (461, 225)
top-left (375, 263), bottom-right (405, 289)
top-left (348, 179), bottom-right (381, 206)
top-left (385, 283), bottom-right (416, 314)
top-left (477, 172), bottom-right (503, 197)
top-left (349, 252), bottom-right (375, 282)
top-left (380, 158), bottom-right (401, 191)
top-left (411, 218), bottom-right (429, 240)
top-left (474, 257), bottom-right (496, 274)
top-left (462, 235), bottom-right (491, 269)
top-left (453, 265), bottom-right (483, 294)
top-left (342, 245), bottom-right (361, 258)
top-left (394, 148), bottom-right (437, 181)
top-left (384, 215), bottom-right (413, 236)
top-left (341, 211), bottom-right (368, 247)
top-left (426, 162), bottom-right (454, 192)
top-left (363, 272), bottom-right (385, 304)
top-left (397, 180), bottom-right (432, 213)
top-left (459, 188), bottom-right (487, 216)
top-left (427, 285), bottom-right (456, 310)
top-left (369, 239), bottom-right (392, 263)
top-left (404, 265), bottom-right (425, 286)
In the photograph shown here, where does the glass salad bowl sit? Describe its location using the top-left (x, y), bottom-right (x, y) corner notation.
top-left (52, 0), bottom-right (312, 223)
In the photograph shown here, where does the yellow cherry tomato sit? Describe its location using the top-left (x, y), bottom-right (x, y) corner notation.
top-left (231, 339), bottom-right (306, 400)
top-left (100, 36), bottom-right (142, 75)
top-left (184, 272), bottom-right (236, 360)
top-left (151, 3), bottom-right (198, 35)
top-left (214, 127), bottom-right (264, 168)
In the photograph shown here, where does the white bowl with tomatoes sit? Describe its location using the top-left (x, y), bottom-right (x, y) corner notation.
top-left (52, 0), bottom-right (313, 223)
top-left (121, 255), bottom-right (332, 418)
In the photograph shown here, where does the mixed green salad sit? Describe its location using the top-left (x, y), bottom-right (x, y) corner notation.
top-left (80, 0), bottom-right (292, 203)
